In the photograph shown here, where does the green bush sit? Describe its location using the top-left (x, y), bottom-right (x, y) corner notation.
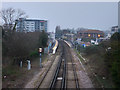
top-left (77, 45), bottom-right (86, 53)
top-left (30, 50), bottom-right (39, 57)
top-left (85, 45), bottom-right (99, 55)
top-left (105, 32), bottom-right (120, 88)
top-left (2, 65), bottom-right (19, 76)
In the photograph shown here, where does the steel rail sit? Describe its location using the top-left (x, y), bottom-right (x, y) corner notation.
top-left (49, 53), bottom-right (62, 90)
top-left (37, 54), bottom-right (57, 89)
top-left (61, 47), bottom-right (67, 90)
top-left (65, 40), bottom-right (80, 89)
top-left (37, 41), bottom-right (60, 89)
top-left (70, 49), bottom-right (80, 89)
top-left (49, 41), bottom-right (67, 90)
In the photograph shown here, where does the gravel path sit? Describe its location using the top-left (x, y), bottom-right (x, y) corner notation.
top-left (71, 48), bottom-right (94, 88)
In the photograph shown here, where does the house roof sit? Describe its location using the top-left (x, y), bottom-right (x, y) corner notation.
top-left (78, 29), bottom-right (104, 34)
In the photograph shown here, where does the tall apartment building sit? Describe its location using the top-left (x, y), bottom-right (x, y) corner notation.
top-left (16, 18), bottom-right (47, 32)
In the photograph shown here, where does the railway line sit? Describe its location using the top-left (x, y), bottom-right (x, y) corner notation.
top-left (63, 40), bottom-right (80, 89)
top-left (37, 40), bottom-right (80, 89)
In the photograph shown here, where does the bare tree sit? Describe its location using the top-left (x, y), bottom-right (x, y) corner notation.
top-left (0, 7), bottom-right (28, 30)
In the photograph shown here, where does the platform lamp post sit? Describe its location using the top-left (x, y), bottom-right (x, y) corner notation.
top-left (39, 48), bottom-right (42, 68)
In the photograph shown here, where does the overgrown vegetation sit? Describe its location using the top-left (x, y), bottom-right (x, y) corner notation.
top-left (105, 32), bottom-right (120, 88)
top-left (2, 29), bottom-right (48, 65)
top-left (78, 32), bottom-right (120, 88)
top-left (2, 29), bottom-right (48, 87)
top-left (38, 30), bottom-right (48, 53)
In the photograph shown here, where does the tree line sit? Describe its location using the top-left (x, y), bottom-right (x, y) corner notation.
top-left (2, 29), bottom-right (48, 65)
top-left (105, 32), bottom-right (120, 88)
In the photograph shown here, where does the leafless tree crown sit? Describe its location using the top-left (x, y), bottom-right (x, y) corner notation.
top-left (1, 7), bottom-right (28, 29)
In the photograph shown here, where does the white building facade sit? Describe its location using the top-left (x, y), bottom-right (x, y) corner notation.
top-left (16, 18), bottom-right (47, 32)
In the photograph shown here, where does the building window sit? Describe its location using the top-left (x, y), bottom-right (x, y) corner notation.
top-left (40, 22), bottom-right (44, 26)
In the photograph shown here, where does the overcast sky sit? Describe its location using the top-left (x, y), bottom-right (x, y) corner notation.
top-left (2, 2), bottom-right (118, 32)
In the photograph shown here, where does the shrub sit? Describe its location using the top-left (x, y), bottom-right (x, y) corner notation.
top-left (2, 30), bottom-right (48, 65)
top-left (30, 50), bottom-right (39, 57)
top-left (105, 32), bottom-right (120, 88)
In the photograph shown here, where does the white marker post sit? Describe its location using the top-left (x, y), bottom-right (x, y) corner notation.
top-left (20, 61), bottom-right (22, 68)
top-left (39, 48), bottom-right (42, 68)
top-left (27, 60), bottom-right (31, 70)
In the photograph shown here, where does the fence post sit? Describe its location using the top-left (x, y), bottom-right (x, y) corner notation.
top-left (20, 61), bottom-right (22, 68)
top-left (27, 60), bottom-right (31, 70)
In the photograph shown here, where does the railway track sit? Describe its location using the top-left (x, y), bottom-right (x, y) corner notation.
top-left (37, 41), bottom-right (62, 88)
top-left (37, 40), bottom-right (80, 89)
top-left (49, 41), bottom-right (67, 89)
top-left (63, 40), bottom-right (80, 89)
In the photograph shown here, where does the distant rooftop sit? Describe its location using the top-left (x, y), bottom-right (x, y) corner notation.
top-left (18, 18), bottom-right (47, 21)
top-left (78, 29), bottom-right (104, 33)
